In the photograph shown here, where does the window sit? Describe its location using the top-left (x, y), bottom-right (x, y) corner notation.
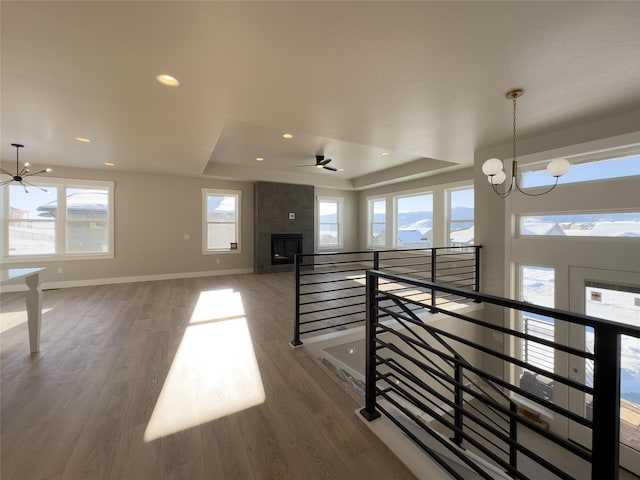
top-left (520, 265), bottom-right (555, 401)
top-left (447, 187), bottom-right (474, 246)
top-left (521, 151), bottom-right (640, 188)
top-left (519, 212), bottom-right (640, 238)
top-left (202, 189), bottom-right (241, 253)
top-left (368, 198), bottom-right (386, 247)
top-left (317, 197), bottom-right (343, 248)
top-left (2, 178), bottom-right (114, 260)
top-left (394, 193), bottom-right (432, 248)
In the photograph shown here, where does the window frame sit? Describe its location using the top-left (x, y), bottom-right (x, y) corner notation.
top-left (1, 177), bottom-right (115, 262)
top-left (517, 209), bottom-right (640, 240)
top-left (202, 188), bottom-right (242, 254)
top-left (393, 190), bottom-right (433, 249)
top-left (519, 144), bottom-right (640, 189)
top-left (317, 196), bottom-right (343, 249)
top-left (367, 197), bottom-right (387, 248)
top-left (446, 185), bottom-right (474, 247)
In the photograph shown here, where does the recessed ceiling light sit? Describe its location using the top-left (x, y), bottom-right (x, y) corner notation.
top-left (382, 152), bottom-right (390, 156)
top-left (282, 133), bottom-right (293, 139)
top-left (76, 137), bottom-right (91, 143)
top-left (256, 157), bottom-right (264, 162)
top-left (155, 74), bottom-right (180, 87)
top-left (104, 162), bottom-right (115, 167)
top-left (338, 168), bottom-right (345, 172)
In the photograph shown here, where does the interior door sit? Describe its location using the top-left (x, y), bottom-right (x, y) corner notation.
top-left (568, 267), bottom-right (640, 476)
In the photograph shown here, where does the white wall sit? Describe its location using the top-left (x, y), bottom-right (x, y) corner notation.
top-left (315, 187), bottom-right (359, 252)
top-left (1, 165), bottom-right (254, 288)
top-left (474, 110), bottom-right (640, 377)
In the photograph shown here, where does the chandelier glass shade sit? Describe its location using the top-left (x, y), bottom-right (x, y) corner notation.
top-left (482, 90), bottom-right (571, 198)
top-left (1, 143), bottom-right (52, 192)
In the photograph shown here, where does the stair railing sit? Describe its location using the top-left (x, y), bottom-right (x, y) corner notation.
top-left (360, 270), bottom-right (639, 480)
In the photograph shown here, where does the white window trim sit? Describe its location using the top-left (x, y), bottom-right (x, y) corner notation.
top-left (317, 196), bottom-right (343, 249)
top-left (446, 184), bottom-right (474, 247)
top-left (367, 196), bottom-right (387, 249)
top-left (202, 188), bottom-right (242, 254)
top-left (1, 176), bottom-right (115, 263)
top-left (393, 190), bottom-right (433, 249)
top-left (514, 136), bottom-right (640, 188)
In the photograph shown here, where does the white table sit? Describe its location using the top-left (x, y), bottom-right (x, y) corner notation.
top-left (1, 268), bottom-right (46, 353)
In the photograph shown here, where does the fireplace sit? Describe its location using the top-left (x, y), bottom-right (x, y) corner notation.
top-left (271, 233), bottom-right (303, 265)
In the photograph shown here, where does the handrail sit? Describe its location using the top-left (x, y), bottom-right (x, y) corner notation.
top-left (291, 245), bottom-right (481, 346)
top-left (360, 269), bottom-right (640, 480)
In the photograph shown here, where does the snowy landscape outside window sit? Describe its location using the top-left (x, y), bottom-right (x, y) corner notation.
top-left (394, 193), bottom-right (433, 248)
top-left (447, 187), bottom-right (474, 246)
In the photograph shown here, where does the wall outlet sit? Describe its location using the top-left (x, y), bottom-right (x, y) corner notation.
top-left (184, 234), bottom-right (190, 240)
top-left (289, 212), bottom-right (295, 220)
top-left (57, 267), bottom-right (64, 274)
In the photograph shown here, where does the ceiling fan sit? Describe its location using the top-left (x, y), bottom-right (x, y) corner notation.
top-left (296, 154), bottom-right (338, 172)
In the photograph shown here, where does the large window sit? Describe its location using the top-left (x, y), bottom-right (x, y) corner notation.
top-left (519, 211), bottom-right (640, 238)
top-left (202, 189), bottom-right (241, 253)
top-left (317, 197), bottom-right (343, 248)
top-left (394, 193), bottom-right (432, 248)
top-left (368, 198), bottom-right (386, 247)
top-left (447, 187), bottom-right (474, 246)
top-left (368, 181), bottom-right (473, 249)
top-left (521, 151), bottom-right (640, 188)
top-left (2, 178), bottom-right (114, 260)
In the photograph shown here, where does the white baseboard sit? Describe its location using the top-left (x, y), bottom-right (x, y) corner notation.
top-left (0, 267), bottom-right (255, 293)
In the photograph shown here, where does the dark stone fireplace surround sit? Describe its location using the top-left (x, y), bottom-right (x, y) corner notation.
top-left (254, 182), bottom-right (314, 273)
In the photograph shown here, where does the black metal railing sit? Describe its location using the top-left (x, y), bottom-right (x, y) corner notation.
top-left (360, 270), bottom-right (640, 480)
top-left (291, 246), bottom-right (481, 346)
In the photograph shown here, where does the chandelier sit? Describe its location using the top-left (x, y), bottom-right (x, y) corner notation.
top-left (482, 90), bottom-right (570, 198)
top-left (0, 143), bottom-right (52, 192)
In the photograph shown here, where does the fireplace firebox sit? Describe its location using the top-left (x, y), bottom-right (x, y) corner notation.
top-left (271, 233), bottom-right (303, 265)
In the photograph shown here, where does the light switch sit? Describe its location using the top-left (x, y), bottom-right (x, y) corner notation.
top-left (289, 212), bottom-right (295, 220)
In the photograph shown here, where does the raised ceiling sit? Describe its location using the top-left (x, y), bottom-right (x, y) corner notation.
top-left (1, 1), bottom-right (639, 190)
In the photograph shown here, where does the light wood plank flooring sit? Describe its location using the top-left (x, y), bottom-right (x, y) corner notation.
top-left (1, 273), bottom-right (417, 480)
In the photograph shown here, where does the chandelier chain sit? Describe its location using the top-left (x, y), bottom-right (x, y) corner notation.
top-left (512, 96), bottom-right (517, 164)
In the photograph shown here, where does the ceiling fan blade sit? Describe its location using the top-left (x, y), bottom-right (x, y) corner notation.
top-left (316, 154), bottom-right (331, 166)
top-left (323, 165), bottom-right (337, 172)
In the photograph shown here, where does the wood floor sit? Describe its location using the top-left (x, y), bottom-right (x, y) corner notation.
top-left (1, 273), bottom-right (417, 480)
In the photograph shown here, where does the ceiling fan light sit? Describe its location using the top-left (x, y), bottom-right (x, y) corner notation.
top-left (155, 74), bottom-right (180, 87)
top-left (546, 158), bottom-right (571, 177)
top-left (488, 170), bottom-right (506, 185)
top-left (482, 158), bottom-right (503, 176)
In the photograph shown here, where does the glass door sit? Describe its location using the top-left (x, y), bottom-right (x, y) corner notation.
top-left (514, 265), bottom-right (570, 435)
top-left (568, 268), bottom-right (640, 476)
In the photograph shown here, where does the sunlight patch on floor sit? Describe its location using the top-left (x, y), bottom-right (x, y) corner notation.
top-left (144, 289), bottom-right (265, 442)
top-left (0, 308), bottom-right (54, 333)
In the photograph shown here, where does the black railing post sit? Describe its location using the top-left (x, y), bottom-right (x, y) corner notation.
top-left (591, 326), bottom-right (621, 480)
top-left (430, 248), bottom-right (437, 310)
top-left (290, 254), bottom-right (303, 347)
top-left (373, 250), bottom-right (379, 271)
top-left (453, 354), bottom-right (464, 447)
top-left (474, 245), bottom-right (481, 292)
top-left (360, 269), bottom-right (381, 422)
top-left (509, 401), bottom-right (518, 469)
top-left (473, 245), bottom-right (482, 302)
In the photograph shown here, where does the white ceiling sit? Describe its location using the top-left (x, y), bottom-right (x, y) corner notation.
top-left (2, 1), bottom-right (639, 190)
